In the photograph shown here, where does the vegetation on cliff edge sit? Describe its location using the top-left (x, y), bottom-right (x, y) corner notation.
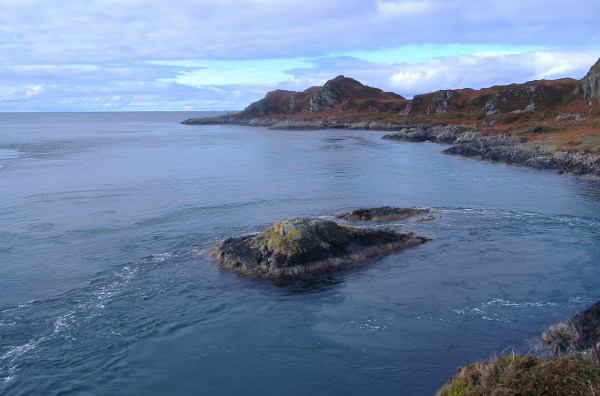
top-left (436, 353), bottom-right (600, 396)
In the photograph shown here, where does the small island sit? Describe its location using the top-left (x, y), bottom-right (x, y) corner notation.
top-left (207, 216), bottom-right (428, 277)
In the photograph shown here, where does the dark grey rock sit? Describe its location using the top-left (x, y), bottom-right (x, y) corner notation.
top-left (206, 217), bottom-right (428, 277)
top-left (541, 300), bottom-right (600, 355)
top-left (334, 206), bottom-right (430, 221)
top-left (442, 133), bottom-right (600, 177)
top-left (381, 124), bottom-right (463, 143)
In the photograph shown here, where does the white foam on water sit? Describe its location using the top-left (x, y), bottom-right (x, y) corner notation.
top-left (0, 149), bottom-right (22, 160)
top-left (1, 300), bottom-right (39, 314)
top-left (0, 261), bottom-right (147, 392)
top-left (450, 297), bottom-right (591, 323)
top-left (341, 318), bottom-right (389, 333)
top-left (0, 337), bottom-right (46, 392)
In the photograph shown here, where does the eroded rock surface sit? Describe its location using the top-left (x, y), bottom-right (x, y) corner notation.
top-left (384, 128), bottom-right (600, 177)
top-left (206, 217), bottom-right (428, 277)
top-left (582, 58), bottom-right (600, 103)
top-left (334, 206), bottom-right (430, 221)
top-left (541, 300), bottom-right (600, 355)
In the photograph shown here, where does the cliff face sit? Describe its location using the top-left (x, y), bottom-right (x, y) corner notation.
top-left (582, 58), bottom-right (600, 103)
top-left (401, 79), bottom-right (578, 117)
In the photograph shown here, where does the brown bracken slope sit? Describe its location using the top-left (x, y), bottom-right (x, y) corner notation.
top-left (192, 59), bottom-right (600, 153)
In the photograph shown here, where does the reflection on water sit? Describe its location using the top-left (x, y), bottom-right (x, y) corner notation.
top-left (272, 275), bottom-right (345, 295)
top-left (575, 178), bottom-right (600, 203)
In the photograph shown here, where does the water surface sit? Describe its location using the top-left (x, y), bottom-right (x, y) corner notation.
top-left (1, 112), bottom-right (599, 395)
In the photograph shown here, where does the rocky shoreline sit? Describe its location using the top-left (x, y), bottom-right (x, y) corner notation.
top-left (382, 124), bottom-right (600, 178)
top-left (184, 115), bottom-right (600, 177)
top-left (541, 299), bottom-right (600, 356)
top-left (182, 59), bottom-right (600, 178)
top-left (182, 114), bottom-right (404, 131)
top-left (437, 300), bottom-right (600, 395)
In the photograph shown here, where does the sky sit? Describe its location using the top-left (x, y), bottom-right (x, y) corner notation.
top-left (1, 0), bottom-right (599, 112)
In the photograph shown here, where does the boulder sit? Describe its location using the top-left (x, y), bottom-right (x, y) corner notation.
top-left (206, 217), bottom-right (428, 277)
top-left (334, 206), bottom-right (430, 221)
top-left (381, 124), bottom-right (462, 143)
top-left (541, 300), bottom-right (600, 355)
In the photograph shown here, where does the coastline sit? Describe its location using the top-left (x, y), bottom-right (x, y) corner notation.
top-left (183, 117), bottom-right (600, 178)
top-left (182, 60), bottom-right (600, 179)
top-left (382, 125), bottom-right (600, 178)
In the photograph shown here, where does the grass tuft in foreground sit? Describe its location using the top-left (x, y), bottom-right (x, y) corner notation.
top-left (436, 353), bottom-right (600, 396)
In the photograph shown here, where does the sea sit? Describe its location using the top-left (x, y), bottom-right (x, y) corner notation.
top-left (1, 111), bottom-right (599, 395)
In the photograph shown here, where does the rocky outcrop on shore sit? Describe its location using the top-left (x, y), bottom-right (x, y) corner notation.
top-left (541, 299), bottom-right (600, 355)
top-left (444, 134), bottom-right (600, 177)
top-left (334, 206), bottom-right (430, 221)
top-left (206, 217), bottom-right (428, 277)
top-left (582, 58), bottom-right (600, 104)
top-left (436, 300), bottom-right (600, 395)
top-left (383, 127), bottom-right (600, 177)
top-left (381, 124), bottom-right (464, 143)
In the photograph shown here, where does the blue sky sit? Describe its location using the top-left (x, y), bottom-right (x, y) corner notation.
top-left (1, 0), bottom-right (599, 111)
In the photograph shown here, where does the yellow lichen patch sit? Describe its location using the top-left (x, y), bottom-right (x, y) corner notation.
top-left (259, 218), bottom-right (352, 256)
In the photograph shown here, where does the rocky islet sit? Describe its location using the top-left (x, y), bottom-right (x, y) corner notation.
top-left (206, 215), bottom-right (429, 277)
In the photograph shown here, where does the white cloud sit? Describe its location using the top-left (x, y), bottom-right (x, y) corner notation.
top-left (376, 0), bottom-right (435, 15)
top-left (387, 50), bottom-right (600, 97)
top-left (151, 58), bottom-right (317, 87)
top-left (0, 84), bottom-right (43, 101)
top-left (1, 0), bottom-right (598, 65)
top-left (1, 0), bottom-right (599, 110)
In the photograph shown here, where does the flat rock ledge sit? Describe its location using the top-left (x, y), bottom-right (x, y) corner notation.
top-left (383, 126), bottom-right (600, 177)
top-left (334, 206), bottom-right (430, 221)
top-left (541, 299), bottom-right (600, 356)
top-left (206, 217), bottom-right (428, 277)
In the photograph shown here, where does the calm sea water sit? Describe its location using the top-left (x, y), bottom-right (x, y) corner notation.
top-left (1, 111), bottom-right (599, 395)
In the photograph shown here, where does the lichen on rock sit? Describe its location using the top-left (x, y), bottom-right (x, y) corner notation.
top-left (206, 217), bottom-right (428, 277)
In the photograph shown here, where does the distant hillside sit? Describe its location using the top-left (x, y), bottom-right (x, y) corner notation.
top-left (183, 58), bottom-right (600, 153)
top-left (243, 75), bottom-right (405, 117)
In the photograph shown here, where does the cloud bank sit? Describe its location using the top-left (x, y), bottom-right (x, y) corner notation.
top-left (1, 0), bottom-right (598, 111)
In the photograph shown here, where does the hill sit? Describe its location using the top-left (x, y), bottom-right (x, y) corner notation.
top-left (183, 58), bottom-right (600, 154)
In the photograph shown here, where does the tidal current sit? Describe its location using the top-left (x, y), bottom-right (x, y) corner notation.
top-left (1, 112), bottom-right (599, 395)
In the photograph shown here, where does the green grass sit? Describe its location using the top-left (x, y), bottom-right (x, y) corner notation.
top-left (436, 353), bottom-right (600, 396)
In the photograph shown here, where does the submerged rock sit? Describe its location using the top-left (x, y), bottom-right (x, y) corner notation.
top-left (334, 206), bottom-right (430, 221)
top-left (541, 300), bottom-right (600, 355)
top-left (206, 217), bottom-right (428, 277)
